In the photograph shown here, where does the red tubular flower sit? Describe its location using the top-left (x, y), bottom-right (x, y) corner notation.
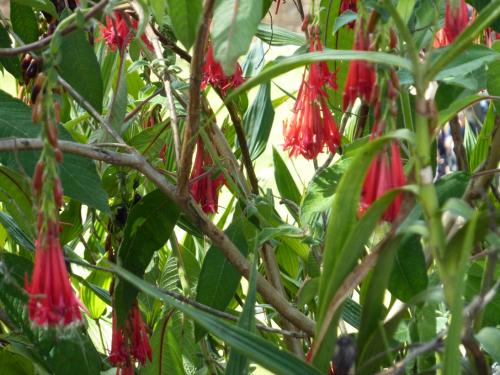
top-left (342, 26), bottom-right (376, 111)
top-left (360, 141), bottom-right (406, 222)
top-left (274, 0), bottom-right (282, 14)
top-left (444, 0), bottom-right (469, 44)
top-left (98, 12), bottom-right (153, 52)
top-left (109, 303), bottom-right (152, 372)
top-left (283, 29), bottom-right (341, 159)
top-left (190, 138), bottom-right (225, 214)
top-left (26, 220), bottom-right (82, 327)
top-left (201, 46), bottom-right (244, 96)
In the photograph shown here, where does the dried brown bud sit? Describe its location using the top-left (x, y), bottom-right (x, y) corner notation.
top-left (33, 161), bottom-right (44, 195)
top-left (390, 29), bottom-right (398, 49)
top-left (46, 120), bottom-right (58, 147)
top-left (367, 11), bottom-right (379, 34)
top-left (32, 101), bottom-right (43, 123)
top-left (54, 148), bottom-right (64, 163)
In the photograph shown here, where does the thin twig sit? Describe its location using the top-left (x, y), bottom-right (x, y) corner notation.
top-left (0, 0), bottom-right (109, 56)
top-left (177, 0), bottom-right (215, 197)
top-left (124, 88), bottom-right (164, 122)
top-left (449, 116), bottom-right (468, 172)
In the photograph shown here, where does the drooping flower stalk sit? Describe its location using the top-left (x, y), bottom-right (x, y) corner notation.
top-left (190, 138), bottom-right (225, 214)
top-left (343, 24), bottom-right (376, 111)
top-left (201, 45), bottom-right (244, 96)
top-left (109, 303), bottom-right (152, 374)
top-left (98, 11), bottom-right (153, 52)
top-left (283, 27), bottom-right (341, 160)
top-left (26, 74), bottom-right (83, 328)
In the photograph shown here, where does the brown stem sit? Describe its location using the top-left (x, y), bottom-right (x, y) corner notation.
top-left (123, 87), bottom-right (163, 122)
top-left (1, 137), bottom-right (315, 335)
top-left (354, 103), bottom-right (370, 139)
top-left (0, 0), bottom-right (109, 56)
top-left (261, 243), bottom-right (304, 356)
top-left (177, 0), bottom-right (215, 198)
top-left (449, 116), bottom-right (468, 172)
top-left (151, 23), bottom-right (192, 63)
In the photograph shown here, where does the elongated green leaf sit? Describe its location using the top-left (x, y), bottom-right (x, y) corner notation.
top-left (10, 2), bottom-right (39, 44)
top-left (388, 234), bottom-right (428, 302)
top-left (357, 239), bottom-right (400, 374)
top-left (51, 334), bottom-right (100, 375)
top-left (272, 147), bottom-right (301, 221)
top-left (0, 166), bottom-right (34, 236)
top-left (469, 102), bottom-right (496, 171)
top-left (211, 0), bottom-right (263, 75)
top-left (487, 41), bottom-right (500, 109)
top-left (243, 83), bottom-right (275, 160)
top-left (114, 189), bottom-right (180, 324)
top-left (314, 130), bottom-right (413, 371)
top-left (195, 218), bottom-right (249, 337)
top-left (0, 212), bottom-right (34, 251)
top-left (0, 26), bottom-right (21, 80)
top-left (0, 349), bottom-right (33, 375)
top-left (59, 29), bottom-right (103, 113)
top-left (166, 0), bottom-right (202, 50)
top-left (80, 265), bottom-right (112, 319)
top-left (226, 259), bottom-right (258, 375)
top-left (108, 58), bottom-right (128, 134)
top-left (437, 94), bottom-right (488, 127)
top-left (107, 262), bottom-right (322, 375)
top-left (226, 50), bottom-right (412, 103)
top-left (256, 23), bottom-right (306, 46)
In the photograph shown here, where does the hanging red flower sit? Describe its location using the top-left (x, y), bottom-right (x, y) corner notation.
top-left (190, 138), bottom-right (225, 214)
top-left (444, 0), bottom-right (469, 43)
top-left (283, 28), bottom-right (341, 159)
top-left (360, 141), bottom-right (406, 222)
top-left (98, 12), bottom-right (153, 52)
top-left (343, 26), bottom-right (376, 111)
top-left (25, 219), bottom-right (83, 327)
top-left (109, 303), bottom-right (152, 373)
top-left (201, 46), bottom-right (244, 96)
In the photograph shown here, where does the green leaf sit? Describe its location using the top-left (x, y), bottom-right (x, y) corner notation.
top-left (437, 94), bottom-right (487, 127)
top-left (0, 166), bottom-right (34, 237)
top-left (0, 212), bottom-right (34, 251)
top-left (469, 102), bottom-right (496, 171)
top-left (51, 334), bottom-right (100, 375)
top-left (80, 265), bottom-right (112, 319)
top-left (243, 82), bottom-right (275, 160)
top-left (211, 0), bottom-right (263, 75)
top-left (0, 348), bottom-right (34, 375)
top-left (150, 0), bottom-right (166, 26)
top-left (332, 11), bottom-right (358, 34)
top-left (301, 159), bottom-right (349, 225)
top-left (108, 262), bottom-right (322, 375)
top-left (0, 25), bottom-right (21, 80)
top-left (10, 2), bottom-right (39, 44)
top-left (487, 41), bottom-right (500, 107)
top-left (272, 147), bottom-right (301, 220)
top-left (256, 23), bottom-right (306, 46)
top-left (226, 259), bottom-right (258, 375)
top-left (108, 58), bottom-right (128, 134)
top-left (114, 189), bottom-right (180, 324)
top-left (195, 218), bottom-right (249, 337)
top-left (12, 0), bottom-right (57, 17)
top-left (388, 234), bottom-right (428, 303)
top-left (59, 200), bottom-right (82, 245)
top-left (166, 0), bottom-right (202, 50)
top-left (476, 327), bottom-right (500, 363)
top-left (59, 29), bottom-right (103, 113)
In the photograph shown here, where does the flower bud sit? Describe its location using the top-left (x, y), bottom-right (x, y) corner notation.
top-left (33, 161), bottom-right (44, 195)
top-left (53, 178), bottom-right (64, 208)
top-left (54, 148), bottom-right (64, 163)
top-left (46, 120), bottom-right (58, 148)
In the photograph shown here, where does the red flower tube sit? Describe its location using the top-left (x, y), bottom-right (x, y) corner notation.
top-left (201, 46), bottom-right (244, 96)
top-left (190, 138), bottom-right (225, 214)
top-left (109, 303), bottom-right (152, 373)
top-left (25, 219), bottom-right (83, 327)
top-left (283, 29), bottom-right (341, 159)
top-left (342, 26), bottom-right (376, 111)
top-left (360, 141), bottom-right (406, 222)
top-left (98, 12), bottom-right (153, 52)
top-left (444, 0), bottom-right (469, 44)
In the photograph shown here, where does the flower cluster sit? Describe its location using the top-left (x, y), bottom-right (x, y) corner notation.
top-left (201, 46), bottom-right (244, 96)
top-left (434, 0), bottom-right (469, 47)
top-left (26, 217), bottom-right (83, 327)
top-left (360, 139), bottom-right (406, 222)
top-left (283, 28), bottom-right (341, 159)
top-left (98, 12), bottom-right (153, 52)
top-left (109, 303), bottom-right (152, 374)
top-left (343, 25), bottom-right (376, 111)
top-left (190, 138), bottom-right (225, 214)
